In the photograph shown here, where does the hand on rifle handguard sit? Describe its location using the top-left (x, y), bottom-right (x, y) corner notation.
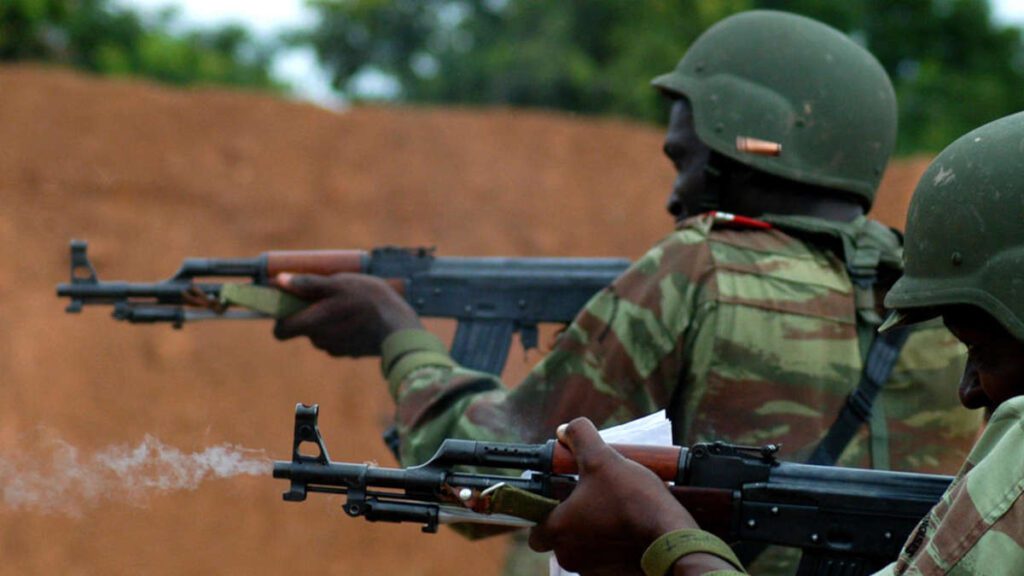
top-left (529, 418), bottom-right (739, 576)
top-left (273, 273), bottom-right (422, 357)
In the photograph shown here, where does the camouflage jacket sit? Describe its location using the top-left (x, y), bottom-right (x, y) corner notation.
top-left (382, 213), bottom-right (980, 474)
top-left (873, 394), bottom-right (1024, 574)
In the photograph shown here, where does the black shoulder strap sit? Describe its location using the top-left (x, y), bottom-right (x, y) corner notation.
top-left (805, 233), bottom-right (911, 466)
top-left (805, 324), bottom-right (912, 466)
top-left (736, 299), bottom-right (911, 567)
top-left (803, 222), bottom-right (906, 467)
top-left (736, 219), bottom-right (910, 566)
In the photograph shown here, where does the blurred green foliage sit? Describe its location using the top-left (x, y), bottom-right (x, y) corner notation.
top-left (0, 0), bottom-right (281, 90)
top-left (301, 0), bottom-right (1024, 153)
top-left (4, 0), bottom-right (1021, 153)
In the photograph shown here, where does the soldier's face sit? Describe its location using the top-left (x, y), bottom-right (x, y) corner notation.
top-left (663, 98), bottom-right (712, 223)
top-left (942, 307), bottom-right (1024, 411)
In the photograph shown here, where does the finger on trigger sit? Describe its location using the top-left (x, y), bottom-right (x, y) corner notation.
top-left (272, 319), bottom-right (295, 340)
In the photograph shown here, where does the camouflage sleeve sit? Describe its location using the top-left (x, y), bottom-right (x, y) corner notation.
top-left (883, 396), bottom-right (1024, 574)
top-left (385, 228), bottom-right (713, 467)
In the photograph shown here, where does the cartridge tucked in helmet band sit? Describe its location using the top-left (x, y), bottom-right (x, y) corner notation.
top-left (651, 10), bottom-right (897, 209)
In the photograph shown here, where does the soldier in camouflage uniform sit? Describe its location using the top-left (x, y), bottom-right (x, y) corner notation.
top-left (527, 109), bottom-right (1024, 576)
top-left (274, 11), bottom-right (981, 574)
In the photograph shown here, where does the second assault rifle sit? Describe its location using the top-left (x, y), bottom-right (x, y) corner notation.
top-left (56, 240), bottom-right (630, 374)
top-left (274, 404), bottom-right (951, 576)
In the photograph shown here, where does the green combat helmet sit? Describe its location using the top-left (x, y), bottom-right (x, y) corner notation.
top-left (881, 111), bottom-right (1024, 341)
top-left (651, 10), bottom-right (897, 209)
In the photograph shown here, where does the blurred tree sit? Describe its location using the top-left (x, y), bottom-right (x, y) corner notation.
top-left (0, 0), bottom-right (281, 91)
top-left (300, 0), bottom-right (1024, 153)
top-left (300, 0), bottom-right (744, 119)
top-left (762, 0), bottom-right (1024, 152)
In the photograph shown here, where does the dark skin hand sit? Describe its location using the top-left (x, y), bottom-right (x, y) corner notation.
top-left (528, 418), bottom-right (735, 576)
top-left (272, 272), bottom-right (422, 357)
top-left (273, 103), bottom-right (706, 357)
top-left (272, 102), bottom-right (710, 356)
top-left (532, 307), bottom-right (1024, 575)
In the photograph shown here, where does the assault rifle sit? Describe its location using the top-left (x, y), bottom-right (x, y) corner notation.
top-left (56, 240), bottom-right (629, 375)
top-left (274, 404), bottom-right (951, 576)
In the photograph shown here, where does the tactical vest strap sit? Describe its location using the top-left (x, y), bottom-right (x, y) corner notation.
top-left (829, 218), bottom-right (901, 470)
top-left (806, 325), bottom-right (911, 466)
top-left (736, 216), bottom-right (910, 567)
top-left (761, 218), bottom-right (908, 460)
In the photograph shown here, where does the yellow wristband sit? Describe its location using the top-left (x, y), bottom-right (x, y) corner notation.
top-left (381, 329), bottom-right (449, 374)
top-left (388, 351), bottom-right (456, 388)
top-left (640, 529), bottom-right (746, 576)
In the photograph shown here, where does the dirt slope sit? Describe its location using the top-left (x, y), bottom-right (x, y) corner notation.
top-left (0, 65), bottom-right (926, 575)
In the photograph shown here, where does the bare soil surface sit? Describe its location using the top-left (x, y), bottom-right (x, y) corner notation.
top-left (0, 65), bottom-right (927, 575)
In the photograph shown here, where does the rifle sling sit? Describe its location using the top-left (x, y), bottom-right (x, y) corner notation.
top-left (734, 325), bottom-right (911, 568)
top-left (792, 221), bottom-right (907, 468)
top-left (805, 324), bottom-right (911, 466)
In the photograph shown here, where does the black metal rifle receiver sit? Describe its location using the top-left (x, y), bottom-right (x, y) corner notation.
top-left (56, 240), bottom-right (631, 375)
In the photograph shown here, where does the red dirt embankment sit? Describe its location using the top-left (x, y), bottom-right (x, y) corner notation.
top-left (0, 65), bottom-right (926, 575)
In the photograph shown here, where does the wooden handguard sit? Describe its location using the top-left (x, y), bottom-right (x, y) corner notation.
top-left (263, 250), bottom-right (407, 295)
top-left (264, 250), bottom-right (366, 277)
top-left (551, 443), bottom-right (733, 538)
top-left (551, 443), bottom-right (683, 481)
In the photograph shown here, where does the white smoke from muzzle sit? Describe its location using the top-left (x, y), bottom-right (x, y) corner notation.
top-left (0, 430), bottom-right (271, 516)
